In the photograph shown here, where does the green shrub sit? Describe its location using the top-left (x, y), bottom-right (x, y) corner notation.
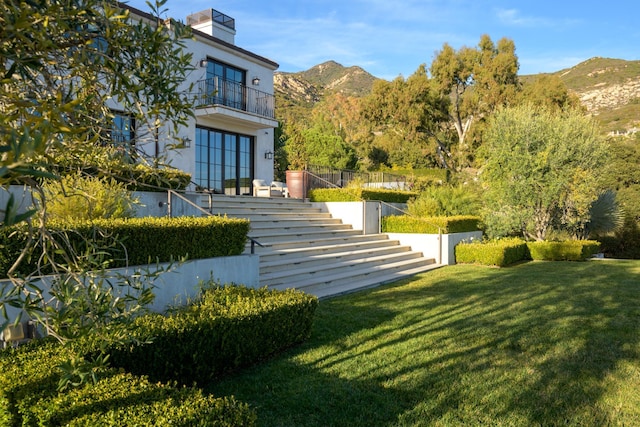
top-left (407, 185), bottom-right (482, 217)
top-left (308, 188), bottom-right (418, 203)
top-left (455, 238), bottom-right (528, 267)
top-left (0, 216), bottom-right (250, 278)
top-left (39, 174), bottom-right (137, 221)
top-left (52, 148), bottom-right (191, 192)
top-left (308, 188), bottom-right (360, 202)
top-left (104, 284), bottom-right (318, 386)
top-left (124, 164), bottom-right (192, 192)
top-left (526, 240), bottom-right (601, 261)
top-left (0, 340), bottom-right (255, 426)
top-left (382, 215), bottom-right (482, 234)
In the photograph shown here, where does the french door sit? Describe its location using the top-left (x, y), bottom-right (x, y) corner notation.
top-left (196, 127), bottom-right (253, 195)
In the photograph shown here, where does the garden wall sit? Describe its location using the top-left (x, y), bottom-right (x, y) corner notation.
top-left (386, 231), bottom-right (483, 265)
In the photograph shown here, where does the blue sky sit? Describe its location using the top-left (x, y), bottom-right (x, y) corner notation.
top-left (125, 0), bottom-right (640, 80)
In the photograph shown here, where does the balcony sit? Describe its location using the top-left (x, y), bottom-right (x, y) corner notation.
top-left (194, 77), bottom-right (276, 128)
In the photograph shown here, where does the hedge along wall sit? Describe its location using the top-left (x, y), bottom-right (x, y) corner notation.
top-left (103, 285), bottom-right (319, 386)
top-left (455, 238), bottom-right (529, 267)
top-left (382, 215), bottom-right (482, 234)
top-left (308, 187), bottom-right (418, 203)
top-left (0, 216), bottom-right (250, 278)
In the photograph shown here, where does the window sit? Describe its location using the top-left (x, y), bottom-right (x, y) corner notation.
top-left (107, 111), bottom-right (135, 150)
top-left (196, 127), bottom-right (253, 195)
top-left (205, 59), bottom-right (246, 110)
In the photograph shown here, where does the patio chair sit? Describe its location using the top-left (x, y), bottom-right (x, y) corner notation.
top-left (252, 179), bottom-right (271, 197)
top-left (270, 181), bottom-right (289, 198)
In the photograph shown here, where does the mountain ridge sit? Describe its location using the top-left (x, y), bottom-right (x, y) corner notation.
top-left (274, 57), bottom-right (640, 133)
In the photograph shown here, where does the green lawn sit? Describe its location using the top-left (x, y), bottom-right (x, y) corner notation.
top-left (206, 261), bottom-right (640, 426)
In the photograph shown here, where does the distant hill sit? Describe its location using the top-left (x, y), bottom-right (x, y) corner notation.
top-left (276, 57), bottom-right (640, 134)
top-left (274, 61), bottom-right (379, 124)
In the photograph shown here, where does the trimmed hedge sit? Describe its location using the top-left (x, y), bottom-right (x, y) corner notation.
top-left (104, 284), bottom-right (319, 386)
top-left (308, 188), bottom-right (418, 203)
top-left (0, 340), bottom-right (255, 426)
top-left (382, 215), bottom-right (482, 234)
top-left (0, 216), bottom-right (250, 278)
top-left (455, 238), bottom-right (528, 267)
top-left (527, 240), bottom-right (601, 261)
top-left (456, 239), bottom-right (602, 266)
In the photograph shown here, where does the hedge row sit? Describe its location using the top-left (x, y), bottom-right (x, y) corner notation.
top-left (0, 340), bottom-right (256, 426)
top-left (103, 284), bottom-right (319, 386)
top-left (455, 239), bottom-right (602, 266)
top-left (382, 215), bottom-right (482, 234)
top-left (527, 240), bottom-right (601, 261)
top-left (0, 216), bottom-right (250, 278)
top-left (455, 238), bottom-right (528, 267)
top-left (308, 188), bottom-right (418, 203)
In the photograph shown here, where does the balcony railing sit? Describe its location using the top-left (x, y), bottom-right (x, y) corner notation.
top-left (195, 77), bottom-right (275, 120)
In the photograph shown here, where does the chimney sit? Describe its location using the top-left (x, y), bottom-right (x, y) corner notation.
top-left (187, 9), bottom-right (236, 44)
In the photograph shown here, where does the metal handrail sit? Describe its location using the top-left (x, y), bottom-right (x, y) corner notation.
top-left (167, 190), bottom-right (212, 218)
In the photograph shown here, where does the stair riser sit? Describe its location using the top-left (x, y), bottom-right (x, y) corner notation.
top-left (260, 246), bottom-right (412, 271)
top-left (250, 223), bottom-right (352, 236)
top-left (250, 237), bottom-right (397, 254)
top-left (261, 251), bottom-right (425, 279)
top-left (262, 258), bottom-right (436, 288)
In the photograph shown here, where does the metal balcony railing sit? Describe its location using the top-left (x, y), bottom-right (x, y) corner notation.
top-left (195, 77), bottom-right (275, 120)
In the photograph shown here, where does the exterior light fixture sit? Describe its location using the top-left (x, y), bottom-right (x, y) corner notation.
top-left (264, 150), bottom-right (273, 160)
top-left (199, 58), bottom-right (208, 68)
top-left (252, 77), bottom-right (260, 86)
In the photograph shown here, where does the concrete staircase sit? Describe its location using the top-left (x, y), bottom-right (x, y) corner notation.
top-left (201, 195), bottom-right (440, 298)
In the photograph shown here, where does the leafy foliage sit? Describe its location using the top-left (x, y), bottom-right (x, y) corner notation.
top-left (38, 174), bottom-right (138, 222)
top-left (481, 104), bottom-right (608, 240)
top-left (0, 0), bottom-right (198, 387)
top-left (0, 340), bottom-right (256, 426)
top-left (408, 185), bottom-right (482, 216)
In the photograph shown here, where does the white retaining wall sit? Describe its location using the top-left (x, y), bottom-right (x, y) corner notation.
top-left (1, 255), bottom-right (260, 322)
top-left (387, 231), bottom-right (483, 265)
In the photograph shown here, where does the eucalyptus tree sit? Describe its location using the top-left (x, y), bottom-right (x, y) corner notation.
top-left (1, 0), bottom-right (194, 386)
top-left (360, 65), bottom-right (449, 168)
top-left (430, 35), bottom-right (520, 166)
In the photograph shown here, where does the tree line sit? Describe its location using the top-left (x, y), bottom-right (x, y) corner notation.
top-left (276, 35), bottom-right (640, 254)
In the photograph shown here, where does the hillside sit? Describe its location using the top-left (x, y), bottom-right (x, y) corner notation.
top-left (275, 57), bottom-right (640, 134)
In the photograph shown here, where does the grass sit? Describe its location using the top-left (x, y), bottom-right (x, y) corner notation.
top-left (206, 261), bottom-right (640, 426)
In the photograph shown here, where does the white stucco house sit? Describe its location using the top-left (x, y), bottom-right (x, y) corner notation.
top-left (120, 5), bottom-right (279, 195)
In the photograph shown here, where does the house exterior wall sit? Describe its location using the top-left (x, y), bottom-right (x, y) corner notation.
top-left (123, 5), bottom-right (279, 190)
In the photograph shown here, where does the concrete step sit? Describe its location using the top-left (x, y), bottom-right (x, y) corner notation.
top-left (304, 263), bottom-right (443, 299)
top-left (268, 257), bottom-right (439, 296)
top-left (248, 233), bottom-right (394, 253)
top-left (247, 229), bottom-right (363, 245)
top-left (260, 250), bottom-right (427, 287)
top-left (186, 193), bottom-right (441, 298)
top-left (251, 220), bottom-right (353, 234)
top-left (260, 245), bottom-right (414, 273)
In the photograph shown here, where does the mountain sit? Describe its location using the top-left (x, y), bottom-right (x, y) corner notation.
top-left (554, 57), bottom-right (640, 134)
top-left (275, 57), bottom-right (640, 134)
top-left (274, 61), bottom-right (379, 122)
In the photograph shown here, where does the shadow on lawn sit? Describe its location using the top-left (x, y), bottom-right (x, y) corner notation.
top-left (208, 261), bottom-right (640, 426)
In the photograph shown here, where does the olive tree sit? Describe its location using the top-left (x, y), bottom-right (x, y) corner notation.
top-left (1, 0), bottom-right (193, 386)
top-left (481, 104), bottom-right (609, 240)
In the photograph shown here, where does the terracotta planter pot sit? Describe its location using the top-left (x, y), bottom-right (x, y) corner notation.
top-left (285, 170), bottom-right (308, 199)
